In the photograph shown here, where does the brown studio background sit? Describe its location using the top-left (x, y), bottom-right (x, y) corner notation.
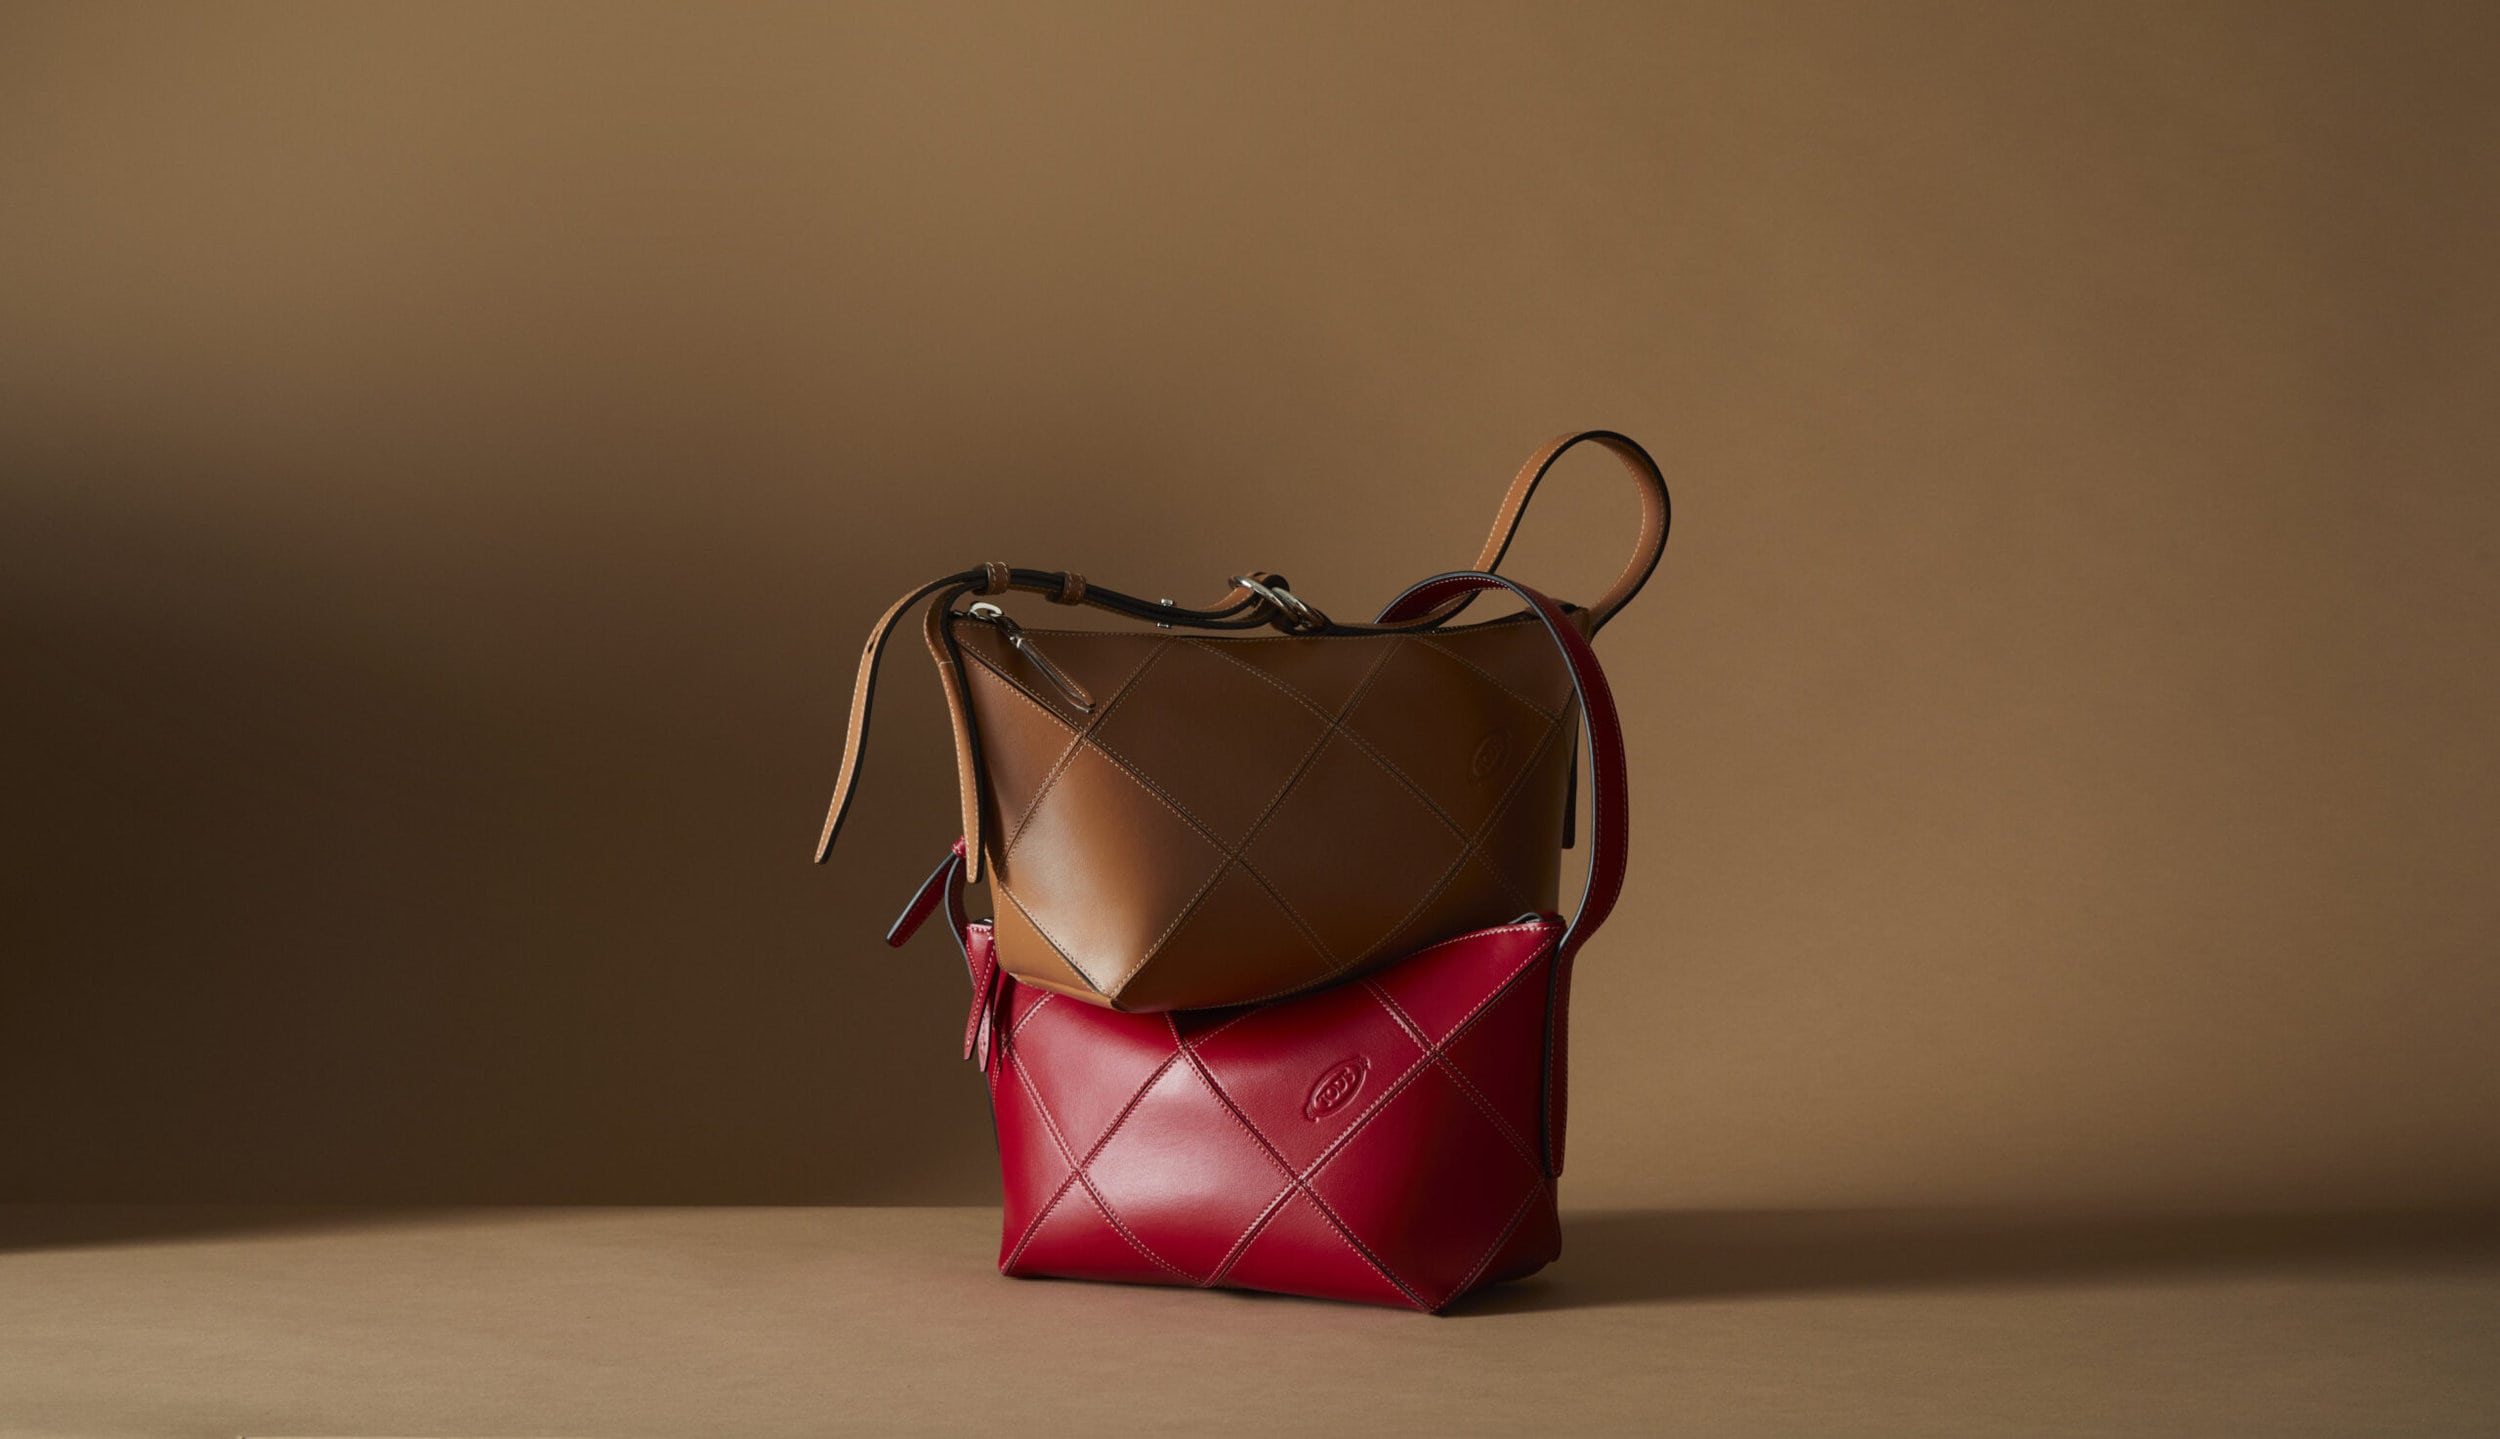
top-left (1, 1), bottom-right (2494, 1211)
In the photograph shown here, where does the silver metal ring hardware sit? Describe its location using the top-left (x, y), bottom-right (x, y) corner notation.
top-left (1230, 575), bottom-right (1321, 629)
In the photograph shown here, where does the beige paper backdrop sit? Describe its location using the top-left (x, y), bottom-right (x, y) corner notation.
top-left (3, 1), bottom-right (2495, 1210)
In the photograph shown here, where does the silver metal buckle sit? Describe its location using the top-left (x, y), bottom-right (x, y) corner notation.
top-left (1230, 575), bottom-right (1319, 629)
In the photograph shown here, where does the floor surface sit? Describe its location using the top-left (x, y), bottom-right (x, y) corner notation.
top-left (2, 1205), bottom-right (2496, 1437)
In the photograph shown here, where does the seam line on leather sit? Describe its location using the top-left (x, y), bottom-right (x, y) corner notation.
top-left (995, 641), bottom-right (1170, 860)
top-left (1178, 635), bottom-right (1547, 919)
top-left (1301, 712), bottom-right (1568, 993)
top-left (1001, 1047), bottom-right (1193, 1281)
top-left (1366, 980), bottom-right (1546, 1175)
top-left (963, 647), bottom-right (1342, 995)
top-left (1409, 634), bottom-right (1566, 724)
top-left (998, 1002), bottom-right (1270, 1275)
top-left (1167, 1033), bottom-right (1427, 1308)
top-left (1292, 935), bottom-right (1554, 1188)
top-left (1104, 641), bottom-right (1403, 998)
top-left (1439, 1179), bottom-right (1551, 1313)
top-left (997, 882), bottom-right (1105, 996)
top-left (1180, 932), bottom-right (1554, 1303)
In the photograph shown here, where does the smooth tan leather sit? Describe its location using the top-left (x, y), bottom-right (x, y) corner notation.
top-left (813, 431), bottom-right (1673, 1011)
top-left (957, 611), bottom-right (1581, 1010)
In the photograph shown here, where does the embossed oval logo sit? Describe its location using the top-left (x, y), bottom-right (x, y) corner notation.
top-left (1470, 730), bottom-right (1510, 780)
top-left (1304, 1057), bottom-right (1368, 1121)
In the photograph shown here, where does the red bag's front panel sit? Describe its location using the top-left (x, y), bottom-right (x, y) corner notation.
top-left (973, 919), bottom-right (1565, 1313)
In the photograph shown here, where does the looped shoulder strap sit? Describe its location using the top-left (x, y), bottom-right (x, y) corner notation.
top-left (1423, 429), bottom-right (1671, 635)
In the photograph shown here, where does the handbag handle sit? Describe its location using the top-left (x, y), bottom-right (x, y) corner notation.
top-left (1429, 429), bottom-right (1672, 638)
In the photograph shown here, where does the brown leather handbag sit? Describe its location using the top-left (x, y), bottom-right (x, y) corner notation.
top-left (815, 430), bottom-right (1670, 1013)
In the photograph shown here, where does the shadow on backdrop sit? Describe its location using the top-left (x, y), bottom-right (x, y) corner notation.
top-left (1457, 1207), bottom-right (2500, 1314)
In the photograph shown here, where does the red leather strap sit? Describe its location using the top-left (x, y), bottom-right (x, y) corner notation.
top-left (885, 837), bottom-right (970, 949)
top-left (885, 838), bottom-right (1002, 1067)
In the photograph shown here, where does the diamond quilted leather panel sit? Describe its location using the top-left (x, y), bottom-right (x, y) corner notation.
top-left (1008, 1185), bottom-right (1179, 1286)
top-left (1113, 862), bottom-right (1330, 1013)
top-left (1307, 1062), bottom-right (1547, 1311)
top-left (1339, 637), bottom-right (1567, 838)
top-left (959, 668), bottom-right (1083, 837)
top-left (1185, 633), bottom-right (1389, 717)
top-left (984, 916), bottom-right (1567, 1311)
top-left (1087, 639), bottom-right (1331, 843)
top-left (1367, 922), bottom-right (1555, 1044)
top-left (1083, 1059), bottom-right (1287, 1279)
top-left (1000, 994), bottom-right (1178, 1158)
top-left (1477, 1191), bottom-right (1563, 1288)
top-left (1240, 733), bottom-right (1466, 972)
top-left (1411, 620), bottom-right (1579, 719)
top-left (1219, 1191), bottom-right (1415, 1308)
top-left (953, 614), bottom-right (1575, 1011)
top-left (1412, 968), bottom-right (1553, 1174)
top-left (1187, 981), bottom-right (1424, 1174)
top-left (990, 1050), bottom-right (1076, 1246)
top-left (1460, 764), bottom-right (1570, 916)
top-left (994, 737), bottom-right (1224, 990)
top-left (986, 896), bottom-right (1101, 999)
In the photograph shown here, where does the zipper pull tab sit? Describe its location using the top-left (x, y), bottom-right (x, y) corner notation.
top-left (966, 602), bottom-right (1095, 713)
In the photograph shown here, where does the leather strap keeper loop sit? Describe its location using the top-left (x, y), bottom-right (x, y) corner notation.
top-left (980, 561), bottom-right (1011, 595)
top-left (1050, 572), bottom-right (1086, 605)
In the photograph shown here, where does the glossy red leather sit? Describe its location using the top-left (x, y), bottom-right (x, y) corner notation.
top-left (970, 916), bottom-right (1566, 1312)
top-left (919, 572), bottom-right (1629, 1311)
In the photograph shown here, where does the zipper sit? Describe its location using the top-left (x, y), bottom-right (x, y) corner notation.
top-left (965, 602), bottom-right (1096, 713)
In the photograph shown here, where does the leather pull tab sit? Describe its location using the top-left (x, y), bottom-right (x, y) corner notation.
top-left (886, 838), bottom-right (998, 1068)
top-left (963, 928), bottom-right (1001, 1068)
top-left (886, 839), bottom-right (968, 948)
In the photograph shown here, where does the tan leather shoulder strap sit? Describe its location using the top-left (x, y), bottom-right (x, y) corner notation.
top-left (814, 570), bottom-right (982, 867)
top-left (1462, 429), bottom-right (1671, 635)
top-left (920, 581), bottom-right (990, 882)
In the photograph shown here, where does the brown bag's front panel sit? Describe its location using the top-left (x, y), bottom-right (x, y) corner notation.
top-left (955, 615), bottom-right (1575, 1011)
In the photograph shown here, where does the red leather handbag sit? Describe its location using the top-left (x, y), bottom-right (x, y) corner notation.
top-left (888, 573), bottom-right (1630, 1311)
